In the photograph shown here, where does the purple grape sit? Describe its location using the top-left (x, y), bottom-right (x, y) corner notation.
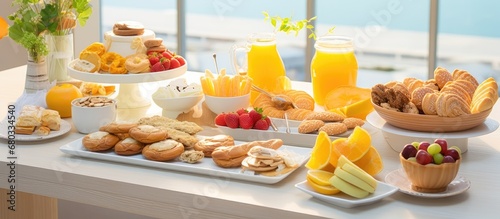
top-left (401, 144), bottom-right (418, 159)
top-left (416, 150), bottom-right (432, 165)
top-left (443, 155), bottom-right (455, 163)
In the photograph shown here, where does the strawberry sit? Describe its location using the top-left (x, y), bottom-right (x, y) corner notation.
top-left (161, 58), bottom-right (170, 70)
top-left (174, 55), bottom-right (186, 66)
top-left (264, 116), bottom-right (271, 126)
top-left (253, 119), bottom-right (270, 130)
top-left (162, 51), bottom-right (174, 59)
top-left (236, 108), bottom-right (248, 116)
top-left (249, 108), bottom-right (263, 123)
top-left (214, 113), bottom-right (227, 126)
top-left (239, 114), bottom-right (254, 129)
top-left (151, 62), bottom-right (165, 72)
top-left (169, 58), bottom-right (181, 69)
top-left (148, 56), bottom-right (160, 66)
top-left (224, 113), bottom-right (239, 128)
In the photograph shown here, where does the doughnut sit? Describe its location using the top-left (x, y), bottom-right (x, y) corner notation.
top-left (81, 42), bottom-right (106, 57)
top-left (125, 54), bottom-right (150, 73)
top-left (144, 38), bottom-right (163, 48)
top-left (142, 139), bottom-right (184, 161)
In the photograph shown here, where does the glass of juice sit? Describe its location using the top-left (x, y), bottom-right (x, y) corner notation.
top-left (310, 36), bottom-right (358, 106)
top-left (231, 33), bottom-right (286, 104)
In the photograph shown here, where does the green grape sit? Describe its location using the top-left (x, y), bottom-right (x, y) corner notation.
top-left (449, 146), bottom-right (462, 154)
top-left (427, 143), bottom-right (441, 155)
top-left (433, 153), bottom-right (444, 164)
top-left (411, 141), bottom-right (420, 149)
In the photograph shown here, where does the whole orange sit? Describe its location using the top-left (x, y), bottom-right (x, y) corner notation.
top-left (46, 84), bottom-right (83, 118)
top-left (0, 16), bottom-right (8, 40)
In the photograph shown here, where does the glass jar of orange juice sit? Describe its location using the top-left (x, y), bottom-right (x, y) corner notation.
top-left (232, 33), bottom-right (286, 103)
top-left (311, 36), bottom-right (358, 106)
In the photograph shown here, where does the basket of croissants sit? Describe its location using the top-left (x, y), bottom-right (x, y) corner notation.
top-left (371, 67), bottom-right (498, 132)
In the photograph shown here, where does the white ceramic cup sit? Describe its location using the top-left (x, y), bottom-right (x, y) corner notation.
top-left (71, 97), bottom-right (117, 134)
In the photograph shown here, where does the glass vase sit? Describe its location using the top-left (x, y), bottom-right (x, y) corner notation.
top-left (46, 32), bottom-right (74, 83)
top-left (25, 55), bottom-right (50, 93)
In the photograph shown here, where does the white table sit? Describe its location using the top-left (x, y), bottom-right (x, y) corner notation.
top-left (1, 66), bottom-right (499, 219)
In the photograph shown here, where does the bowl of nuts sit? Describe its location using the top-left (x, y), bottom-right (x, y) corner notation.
top-left (399, 139), bottom-right (461, 193)
top-left (71, 96), bottom-right (116, 133)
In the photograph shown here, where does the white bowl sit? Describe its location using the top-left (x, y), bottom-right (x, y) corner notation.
top-left (71, 97), bottom-right (117, 134)
top-left (204, 94), bottom-right (250, 115)
top-left (153, 95), bottom-right (203, 118)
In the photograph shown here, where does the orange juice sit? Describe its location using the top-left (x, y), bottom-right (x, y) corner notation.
top-left (246, 33), bottom-right (286, 103)
top-left (311, 36), bottom-right (358, 106)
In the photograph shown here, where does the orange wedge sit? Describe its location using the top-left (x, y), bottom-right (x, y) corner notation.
top-left (307, 169), bottom-right (335, 186)
top-left (306, 176), bottom-right (340, 195)
top-left (0, 16), bottom-right (8, 39)
top-left (331, 126), bottom-right (371, 163)
top-left (354, 146), bottom-right (383, 176)
top-left (324, 86), bottom-right (373, 120)
top-left (305, 131), bottom-right (334, 171)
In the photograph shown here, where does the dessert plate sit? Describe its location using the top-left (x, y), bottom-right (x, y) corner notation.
top-left (216, 124), bottom-right (354, 148)
top-left (0, 120), bottom-right (71, 142)
top-left (60, 137), bottom-right (311, 184)
top-left (68, 59), bottom-right (187, 84)
top-left (295, 180), bottom-right (398, 208)
top-left (385, 168), bottom-right (471, 198)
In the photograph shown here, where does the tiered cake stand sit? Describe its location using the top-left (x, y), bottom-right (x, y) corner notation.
top-left (68, 60), bottom-right (187, 108)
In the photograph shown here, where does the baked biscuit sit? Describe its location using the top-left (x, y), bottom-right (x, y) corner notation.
top-left (433, 67), bottom-right (453, 89)
top-left (179, 150), bottom-right (205, 164)
top-left (143, 38), bottom-right (163, 48)
top-left (318, 123), bottom-right (348, 136)
top-left (436, 92), bottom-right (470, 117)
top-left (453, 69), bottom-right (479, 88)
top-left (82, 131), bottom-right (120, 152)
top-left (411, 87), bottom-right (435, 111)
top-left (194, 135), bottom-right (235, 157)
top-left (305, 111), bottom-right (344, 122)
top-left (129, 125), bottom-right (168, 144)
top-left (298, 120), bottom-right (325, 134)
top-left (100, 121), bottom-right (138, 134)
top-left (114, 137), bottom-right (145, 155)
top-left (421, 92), bottom-right (438, 115)
top-left (342, 118), bottom-right (365, 129)
top-left (142, 139), bottom-right (184, 161)
top-left (138, 115), bottom-right (203, 135)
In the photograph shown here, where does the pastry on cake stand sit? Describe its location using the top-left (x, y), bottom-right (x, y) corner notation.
top-left (68, 61), bottom-right (187, 108)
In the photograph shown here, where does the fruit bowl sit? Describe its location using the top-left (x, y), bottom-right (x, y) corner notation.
top-left (399, 153), bottom-right (460, 193)
top-left (204, 94), bottom-right (250, 115)
top-left (372, 101), bottom-right (492, 132)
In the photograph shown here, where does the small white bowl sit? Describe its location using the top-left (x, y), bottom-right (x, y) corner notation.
top-left (204, 94), bottom-right (250, 115)
top-left (71, 97), bottom-right (117, 134)
top-left (153, 95), bottom-right (203, 119)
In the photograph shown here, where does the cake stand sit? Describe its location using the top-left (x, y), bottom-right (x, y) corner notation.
top-left (366, 112), bottom-right (499, 153)
top-left (68, 59), bottom-right (187, 108)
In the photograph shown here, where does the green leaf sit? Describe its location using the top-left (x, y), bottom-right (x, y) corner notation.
top-left (8, 24), bottom-right (23, 42)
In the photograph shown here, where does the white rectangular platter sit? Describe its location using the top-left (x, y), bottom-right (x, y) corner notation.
top-left (60, 137), bottom-right (311, 184)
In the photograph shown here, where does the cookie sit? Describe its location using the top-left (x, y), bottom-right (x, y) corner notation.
top-left (342, 118), bottom-right (365, 129)
top-left (318, 123), bottom-right (348, 136)
top-left (305, 111), bottom-right (344, 122)
top-left (298, 120), bottom-right (325, 134)
top-left (129, 125), bottom-right (168, 144)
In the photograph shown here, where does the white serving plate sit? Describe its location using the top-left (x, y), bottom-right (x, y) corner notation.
top-left (67, 59), bottom-right (187, 84)
top-left (295, 180), bottom-right (398, 208)
top-left (59, 137), bottom-right (311, 184)
top-left (366, 112), bottom-right (499, 153)
top-left (385, 168), bottom-right (471, 198)
top-left (0, 120), bottom-right (71, 141)
top-left (216, 119), bottom-right (375, 147)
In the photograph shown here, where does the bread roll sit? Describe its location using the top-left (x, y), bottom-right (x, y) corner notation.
top-left (82, 131), bottom-right (120, 151)
top-left (114, 137), bottom-right (144, 155)
top-left (129, 125), bottom-right (168, 144)
top-left (194, 135), bottom-right (234, 157)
